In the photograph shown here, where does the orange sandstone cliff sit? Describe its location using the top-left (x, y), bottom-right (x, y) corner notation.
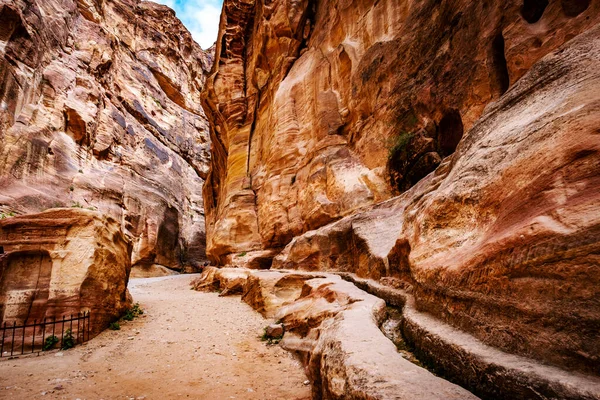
top-left (202, 0), bottom-right (600, 379)
top-left (0, 0), bottom-right (213, 271)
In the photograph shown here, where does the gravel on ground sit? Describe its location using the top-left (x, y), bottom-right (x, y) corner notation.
top-left (0, 274), bottom-right (311, 400)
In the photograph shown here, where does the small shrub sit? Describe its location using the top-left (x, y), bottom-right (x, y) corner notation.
top-left (69, 186), bottom-right (74, 192)
top-left (0, 212), bottom-right (15, 219)
top-left (61, 329), bottom-right (75, 350)
top-left (43, 335), bottom-right (59, 351)
top-left (260, 328), bottom-right (270, 341)
top-left (123, 303), bottom-right (144, 321)
top-left (71, 202), bottom-right (83, 208)
top-left (131, 302), bottom-right (144, 316)
top-left (78, 169), bottom-right (83, 173)
top-left (109, 322), bottom-right (121, 330)
top-left (238, 252), bottom-right (247, 257)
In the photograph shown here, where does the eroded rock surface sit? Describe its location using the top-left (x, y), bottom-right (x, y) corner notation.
top-left (0, 209), bottom-right (131, 333)
top-left (193, 267), bottom-right (479, 400)
top-left (0, 0), bottom-right (213, 271)
top-left (195, 268), bottom-right (600, 399)
top-left (202, 0), bottom-right (600, 380)
top-left (274, 26), bottom-right (600, 376)
top-left (202, 0), bottom-right (599, 264)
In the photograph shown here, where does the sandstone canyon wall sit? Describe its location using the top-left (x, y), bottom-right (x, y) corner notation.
top-left (203, 0), bottom-right (600, 379)
top-left (0, 0), bottom-right (213, 271)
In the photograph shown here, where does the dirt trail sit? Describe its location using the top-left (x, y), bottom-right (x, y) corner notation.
top-left (0, 274), bottom-right (311, 399)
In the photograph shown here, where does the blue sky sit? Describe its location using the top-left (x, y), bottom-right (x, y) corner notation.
top-left (152, 0), bottom-right (223, 49)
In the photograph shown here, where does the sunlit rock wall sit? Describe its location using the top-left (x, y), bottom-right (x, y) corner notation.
top-left (0, 0), bottom-right (214, 270)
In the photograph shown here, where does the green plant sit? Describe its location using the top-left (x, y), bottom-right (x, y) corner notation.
top-left (78, 169), bottom-right (83, 173)
top-left (69, 186), bottom-right (74, 192)
top-left (43, 335), bottom-right (59, 351)
top-left (388, 131), bottom-right (415, 159)
top-left (61, 329), bottom-right (75, 350)
top-left (109, 322), bottom-right (121, 330)
top-left (71, 202), bottom-right (83, 208)
top-left (238, 252), bottom-right (247, 257)
top-left (0, 212), bottom-right (15, 219)
top-left (123, 303), bottom-right (144, 321)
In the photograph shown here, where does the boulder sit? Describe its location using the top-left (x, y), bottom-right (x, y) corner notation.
top-left (265, 324), bottom-right (284, 339)
top-left (0, 209), bottom-right (132, 335)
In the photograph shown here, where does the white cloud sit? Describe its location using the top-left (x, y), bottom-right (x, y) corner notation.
top-left (152, 0), bottom-right (222, 49)
top-left (186, 4), bottom-right (221, 49)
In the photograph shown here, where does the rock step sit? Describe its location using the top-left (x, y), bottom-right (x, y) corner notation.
top-left (193, 267), bottom-right (477, 399)
top-left (341, 273), bottom-right (600, 400)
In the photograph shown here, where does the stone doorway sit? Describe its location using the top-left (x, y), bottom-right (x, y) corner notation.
top-left (0, 250), bottom-right (52, 324)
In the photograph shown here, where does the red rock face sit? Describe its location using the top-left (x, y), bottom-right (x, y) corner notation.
top-left (203, 0), bottom-right (600, 264)
top-left (203, 0), bottom-right (600, 377)
top-left (0, 209), bottom-right (132, 334)
top-left (273, 26), bottom-right (600, 375)
top-left (0, 0), bottom-right (213, 271)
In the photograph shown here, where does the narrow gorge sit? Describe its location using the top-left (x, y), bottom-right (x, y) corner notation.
top-left (1, 0), bottom-right (599, 399)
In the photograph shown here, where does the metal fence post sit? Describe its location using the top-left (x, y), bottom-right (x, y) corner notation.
top-left (32, 320), bottom-right (36, 353)
top-left (77, 313), bottom-right (81, 344)
top-left (10, 321), bottom-right (16, 356)
top-left (60, 315), bottom-right (65, 349)
top-left (1, 322), bottom-right (5, 357)
top-left (41, 318), bottom-right (46, 353)
top-left (21, 320), bottom-right (25, 354)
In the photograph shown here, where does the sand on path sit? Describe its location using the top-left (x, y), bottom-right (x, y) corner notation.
top-left (0, 274), bottom-right (310, 400)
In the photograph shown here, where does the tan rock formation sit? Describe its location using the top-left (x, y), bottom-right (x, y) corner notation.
top-left (202, 0), bottom-right (599, 264)
top-left (0, 209), bottom-right (131, 334)
top-left (274, 26), bottom-right (600, 376)
top-left (0, 0), bottom-right (213, 271)
top-left (193, 267), bottom-right (478, 400)
top-left (202, 0), bottom-right (600, 388)
top-left (195, 268), bottom-right (600, 399)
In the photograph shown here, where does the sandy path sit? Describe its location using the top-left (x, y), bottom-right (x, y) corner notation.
top-left (0, 274), bottom-right (310, 400)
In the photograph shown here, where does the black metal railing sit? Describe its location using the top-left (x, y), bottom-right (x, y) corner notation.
top-left (0, 312), bottom-right (91, 357)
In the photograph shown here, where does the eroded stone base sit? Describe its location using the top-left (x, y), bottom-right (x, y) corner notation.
top-left (193, 267), bottom-right (600, 400)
